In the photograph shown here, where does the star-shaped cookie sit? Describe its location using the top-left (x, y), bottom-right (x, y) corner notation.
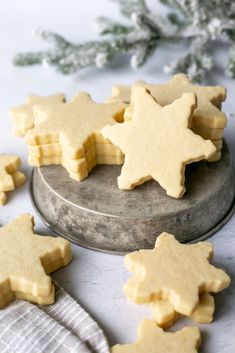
top-left (105, 80), bottom-right (145, 103)
top-left (138, 74), bottom-right (226, 129)
top-left (152, 292), bottom-right (214, 328)
top-left (111, 320), bottom-right (201, 353)
top-left (102, 87), bottom-right (216, 198)
top-left (0, 214), bottom-right (72, 308)
top-left (125, 102), bottom-right (224, 160)
top-left (124, 233), bottom-right (230, 316)
top-left (109, 74), bottom-right (226, 129)
top-left (0, 155), bottom-right (26, 205)
top-left (26, 92), bottom-right (125, 160)
top-left (0, 155), bottom-right (21, 191)
top-left (9, 93), bottom-right (65, 136)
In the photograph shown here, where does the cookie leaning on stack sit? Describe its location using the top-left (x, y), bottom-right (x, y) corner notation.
top-left (106, 74), bottom-right (226, 162)
top-left (102, 87), bottom-right (216, 198)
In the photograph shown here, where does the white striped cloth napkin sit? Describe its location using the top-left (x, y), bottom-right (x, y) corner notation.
top-left (0, 283), bottom-right (110, 353)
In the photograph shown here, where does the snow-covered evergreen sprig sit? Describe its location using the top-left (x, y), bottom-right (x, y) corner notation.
top-left (13, 0), bottom-right (235, 81)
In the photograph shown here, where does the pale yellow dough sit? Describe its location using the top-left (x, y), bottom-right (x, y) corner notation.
top-left (152, 292), bottom-right (215, 328)
top-left (0, 155), bottom-right (26, 205)
top-left (105, 80), bottom-right (145, 103)
top-left (124, 233), bottom-right (230, 316)
top-left (111, 320), bottom-right (201, 353)
top-left (29, 153), bottom-right (124, 181)
top-left (0, 155), bottom-right (21, 191)
top-left (28, 142), bottom-right (124, 181)
top-left (208, 151), bottom-right (221, 162)
top-left (102, 88), bottom-right (216, 198)
top-left (109, 74), bottom-right (226, 129)
top-left (9, 93), bottom-right (65, 136)
top-left (124, 105), bottom-right (224, 140)
top-left (11, 170), bottom-right (26, 188)
top-left (25, 92), bottom-right (125, 181)
top-left (27, 93), bottom-right (125, 149)
top-left (125, 106), bottom-right (223, 159)
top-left (0, 214), bottom-right (72, 308)
top-left (28, 141), bottom-right (124, 159)
top-left (29, 143), bottom-right (62, 157)
top-left (0, 286), bottom-right (55, 309)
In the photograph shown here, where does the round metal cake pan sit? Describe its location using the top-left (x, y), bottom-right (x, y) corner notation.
top-left (30, 142), bottom-right (235, 254)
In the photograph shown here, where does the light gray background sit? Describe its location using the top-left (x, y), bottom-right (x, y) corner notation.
top-left (0, 1), bottom-right (234, 352)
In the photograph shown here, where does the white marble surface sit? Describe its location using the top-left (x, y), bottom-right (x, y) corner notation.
top-left (0, 1), bottom-right (235, 352)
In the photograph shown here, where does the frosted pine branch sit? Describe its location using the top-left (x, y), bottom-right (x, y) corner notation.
top-left (13, 0), bottom-right (235, 81)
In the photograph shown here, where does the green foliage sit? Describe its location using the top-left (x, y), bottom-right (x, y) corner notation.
top-left (13, 0), bottom-right (235, 81)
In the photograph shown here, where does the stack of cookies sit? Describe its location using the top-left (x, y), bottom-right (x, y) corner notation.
top-left (123, 233), bottom-right (230, 329)
top-left (111, 233), bottom-right (231, 352)
top-left (8, 74), bottom-right (227, 199)
top-left (27, 139), bottom-right (124, 182)
top-left (106, 74), bottom-right (226, 162)
top-left (10, 93), bottom-right (125, 181)
top-left (0, 154), bottom-right (26, 205)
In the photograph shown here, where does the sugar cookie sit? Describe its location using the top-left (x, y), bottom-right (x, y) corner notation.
top-left (125, 90), bottom-right (223, 160)
top-left (102, 87), bottom-right (216, 198)
top-left (152, 292), bottom-right (214, 328)
top-left (26, 92), bottom-right (125, 181)
top-left (0, 214), bottom-right (72, 308)
top-left (0, 155), bottom-right (21, 191)
top-left (28, 141), bottom-right (123, 159)
top-left (124, 233), bottom-right (230, 316)
top-left (110, 74), bottom-right (226, 129)
top-left (0, 192), bottom-right (7, 206)
top-left (11, 170), bottom-right (26, 188)
top-left (28, 145), bottom-right (124, 181)
top-left (111, 320), bottom-right (201, 353)
top-left (28, 143), bottom-right (62, 158)
top-left (0, 155), bottom-right (26, 205)
top-left (105, 80), bottom-right (145, 103)
top-left (125, 104), bottom-right (224, 163)
top-left (1, 286), bottom-right (55, 309)
top-left (125, 105), bottom-right (225, 140)
top-left (9, 93), bottom-right (65, 136)
top-left (123, 84), bottom-right (224, 162)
